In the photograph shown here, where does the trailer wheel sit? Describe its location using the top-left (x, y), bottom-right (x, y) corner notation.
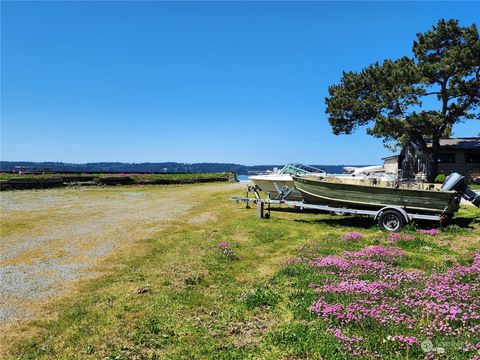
top-left (378, 210), bottom-right (405, 232)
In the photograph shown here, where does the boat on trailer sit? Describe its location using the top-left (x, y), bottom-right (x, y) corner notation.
top-left (292, 172), bottom-right (480, 215)
top-left (248, 163), bottom-right (326, 200)
top-left (233, 173), bottom-right (479, 232)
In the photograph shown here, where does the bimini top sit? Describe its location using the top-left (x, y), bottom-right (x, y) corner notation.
top-left (279, 163), bottom-right (326, 176)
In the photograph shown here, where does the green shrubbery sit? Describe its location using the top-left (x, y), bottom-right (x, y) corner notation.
top-left (435, 174), bottom-right (446, 183)
top-left (0, 172), bottom-right (230, 190)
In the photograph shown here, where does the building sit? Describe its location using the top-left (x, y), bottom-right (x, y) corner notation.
top-left (383, 155), bottom-right (401, 174)
top-left (382, 137), bottom-right (480, 182)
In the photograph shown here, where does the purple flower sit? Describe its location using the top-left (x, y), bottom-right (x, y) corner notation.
top-left (306, 246), bottom-right (480, 355)
top-left (393, 335), bottom-right (419, 347)
top-left (310, 255), bottom-right (350, 270)
top-left (344, 245), bottom-right (405, 261)
top-left (387, 232), bottom-right (415, 244)
top-left (341, 232), bottom-right (364, 241)
top-left (416, 228), bottom-right (440, 236)
top-left (217, 241), bottom-right (230, 249)
top-left (326, 327), bottom-right (366, 356)
top-left (320, 280), bottom-right (397, 295)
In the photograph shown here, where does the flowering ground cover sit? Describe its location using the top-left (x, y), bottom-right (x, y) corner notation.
top-left (269, 223), bottom-right (480, 359)
top-left (4, 185), bottom-right (479, 359)
top-left (307, 247), bottom-right (480, 357)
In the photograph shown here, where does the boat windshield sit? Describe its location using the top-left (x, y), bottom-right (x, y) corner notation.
top-left (280, 163), bottom-right (326, 175)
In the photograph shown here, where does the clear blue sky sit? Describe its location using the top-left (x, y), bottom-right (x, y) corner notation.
top-left (1, 1), bottom-right (479, 165)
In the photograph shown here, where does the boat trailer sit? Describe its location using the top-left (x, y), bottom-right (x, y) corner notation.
top-left (231, 185), bottom-right (449, 232)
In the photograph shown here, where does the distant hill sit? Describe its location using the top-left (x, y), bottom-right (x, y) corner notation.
top-left (0, 161), bottom-right (369, 175)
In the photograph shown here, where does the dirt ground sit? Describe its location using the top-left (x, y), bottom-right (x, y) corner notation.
top-left (0, 182), bottom-right (242, 326)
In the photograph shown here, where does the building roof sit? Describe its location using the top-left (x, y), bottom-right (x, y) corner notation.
top-left (382, 155), bottom-right (400, 160)
top-left (431, 137), bottom-right (480, 150)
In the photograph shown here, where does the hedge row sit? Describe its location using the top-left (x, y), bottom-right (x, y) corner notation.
top-left (0, 173), bottom-right (234, 191)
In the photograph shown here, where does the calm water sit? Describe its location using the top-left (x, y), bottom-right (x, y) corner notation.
top-left (237, 175), bottom-right (249, 181)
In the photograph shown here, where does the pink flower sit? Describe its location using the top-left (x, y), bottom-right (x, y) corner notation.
top-left (344, 245), bottom-right (405, 261)
top-left (306, 246), bottom-right (480, 353)
top-left (341, 232), bottom-right (364, 241)
top-left (387, 233), bottom-right (415, 244)
top-left (326, 327), bottom-right (366, 356)
top-left (416, 228), bottom-right (440, 236)
top-left (310, 255), bottom-right (350, 270)
top-left (393, 335), bottom-right (419, 347)
top-left (217, 241), bottom-right (230, 249)
top-left (327, 326), bottom-right (362, 343)
top-left (320, 280), bottom-right (396, 295)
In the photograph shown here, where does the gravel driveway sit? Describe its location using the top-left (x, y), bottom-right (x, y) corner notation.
top-left (0, 183), bottom-right (239, 323)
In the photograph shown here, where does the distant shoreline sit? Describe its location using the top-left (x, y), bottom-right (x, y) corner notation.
top-left (0, 161), bottom-right (370, 176)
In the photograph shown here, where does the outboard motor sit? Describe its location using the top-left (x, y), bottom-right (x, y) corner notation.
top-left (442, 173), bottom-right (480, 207)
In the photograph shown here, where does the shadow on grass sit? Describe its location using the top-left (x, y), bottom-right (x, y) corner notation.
top-left (293, 215), bottom-right (376, 229)
top-left (267, 207), bottom-right (376, 229)
top-left (451, 217), bottom-right (477, 228)
top-left (410, 217), bottom-right (476, 230)
top-left (294, 216), bottom-right (477, 231)
top-left (266, 207), bottom-right (478, 231)
top-left (268, 207), bottom-right (325, 214)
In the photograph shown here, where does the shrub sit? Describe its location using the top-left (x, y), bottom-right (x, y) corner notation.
top-left (435, 174), bottom-right (446, 183)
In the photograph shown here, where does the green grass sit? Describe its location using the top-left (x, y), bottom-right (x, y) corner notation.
top-left (0, 172), bottom-right (75, 180)
top-left (129, 172), bottom-right (229, 180)
top-left (4, 185), bottom-right (480, 359)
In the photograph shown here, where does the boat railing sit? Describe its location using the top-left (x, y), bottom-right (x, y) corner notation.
top-left (251, 164), bottom-right (327, 177)
top-left (280, 164), bottom-right (327, 176)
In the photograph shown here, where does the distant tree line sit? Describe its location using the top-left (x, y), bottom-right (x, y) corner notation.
top-left (0, 161), bottom-right (362, 175)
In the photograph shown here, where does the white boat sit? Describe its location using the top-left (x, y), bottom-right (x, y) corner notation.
top-left (343, 165), bottom-right (385, 175)
top-left (249, 163), bottom-right (396, 200)
top-left (248, 164), bottom-right (326, 200)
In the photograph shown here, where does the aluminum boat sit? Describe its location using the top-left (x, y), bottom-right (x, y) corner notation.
top-left (292, 173), bottom-right (480, 214)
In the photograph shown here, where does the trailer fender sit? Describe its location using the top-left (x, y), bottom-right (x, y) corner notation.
top-left (374, 207), bottom-right (410, 223)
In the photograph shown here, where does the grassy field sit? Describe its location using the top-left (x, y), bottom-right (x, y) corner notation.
top-left (2, 183), bottom-right (480, 359)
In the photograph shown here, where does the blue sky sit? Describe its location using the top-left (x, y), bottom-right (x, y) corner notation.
top-left (2, 1), bottom-right (479, 165)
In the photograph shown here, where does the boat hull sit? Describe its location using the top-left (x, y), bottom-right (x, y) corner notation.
top-left (248, 176), bottom-right (303, 200)
top-left (292, 176), bottom-right (459, 214)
